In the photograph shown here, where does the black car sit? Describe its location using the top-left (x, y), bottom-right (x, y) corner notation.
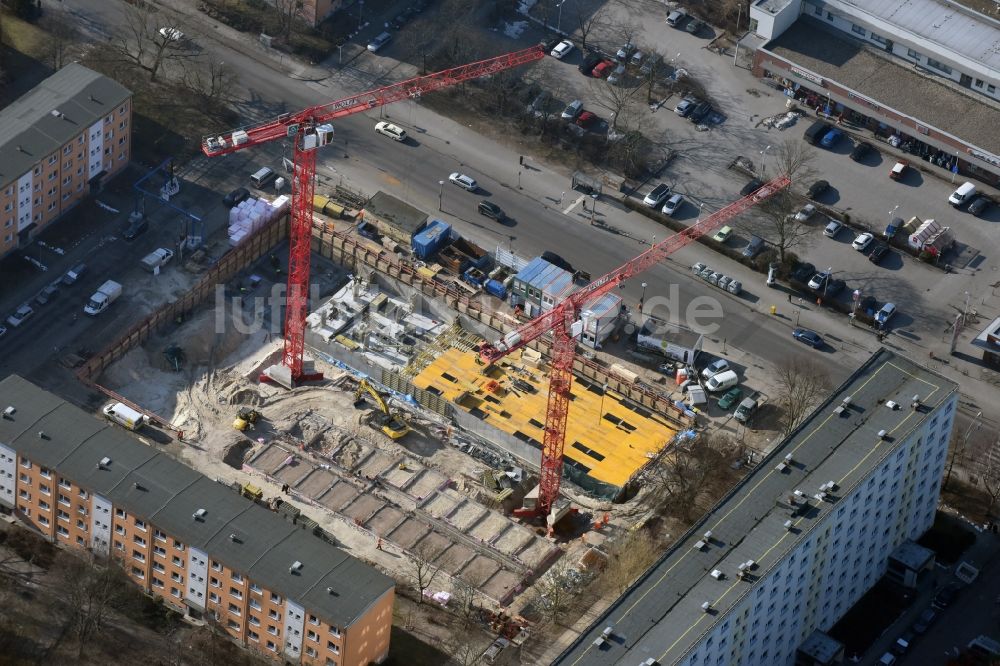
top-left (825, 279), bottom-right (846, 297)
top-left (968, 196), bottom-right (992, 216)
top-left (477, 200), bottom-right (504, 221)
top-left (689, 101), bottom-right (712, 123)
top-left (685, 18), bottom-right (705, 34)
top-left (742, 235), bottom-right (765, 258)
top-left (539, 36), bottom-right (561, 53)
top-left (790, 262), bottom-right (816, 284)
top-left (868, 244), bottom-right (890, 264)
top-left (579, 52), bottom-right (602, 75)
top-left (850, 141), bottom-right (873, 162)
top-left (223, 187), bottom-right (250, 208)
top-left (740, 179), bottom-right (763, 196)
top-left (123, 218), bottom-right (149, 241)
top-left (932, 582), bottom-right (962, 610)
top-left (541, 250), bottom-right (574, 273)
top-left (792, 328), bottom-right (823, 348)
top-left (807, 180), bottom-right (830, 199)
top-left (912, 608), bottom-right (936, 634)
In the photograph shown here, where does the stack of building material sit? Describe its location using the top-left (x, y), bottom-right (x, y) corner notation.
top-left (227, 195), bottom-right (292, 246)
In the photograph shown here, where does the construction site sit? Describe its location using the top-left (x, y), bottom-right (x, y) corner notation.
top-left (64, 46), bottom-right (791, 660)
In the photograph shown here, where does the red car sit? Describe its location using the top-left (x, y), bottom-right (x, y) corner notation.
top-left (576, 111), bottom-right (597, 128)
top-left (591, 60), bottom-right (614, 78)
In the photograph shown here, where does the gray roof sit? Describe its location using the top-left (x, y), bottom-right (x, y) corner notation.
top-left (0, 375), bottom-right (393, 628)
top-left (837, 0), bottom-right (1000, 78)
top-left (0, 63), bottom-right (132, 188)
top-left (764, 18), bottom-right (1000, 155)
top-left (365, 191), bottom-right (429, 237)
top-left (889, 540), bottom-right (935, 570)
top-left (797, 630), bottom-right (843, 664)
top-left (553, 349), bottom-right (957, 666)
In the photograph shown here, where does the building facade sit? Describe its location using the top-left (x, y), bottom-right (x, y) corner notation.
top-left (555, 350), bottom-right (959, 666)
top-left (748, 0), bottom-right (1000, 185)
top-left (0, 375), bottom-right (393, 666)
top-left (0, 64), bottom-right (132, 260)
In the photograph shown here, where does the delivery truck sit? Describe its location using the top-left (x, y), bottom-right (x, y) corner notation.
top-left (84, 280), bottom-right (122, 316)
top-left (102, 402), bottom-right (145, 431)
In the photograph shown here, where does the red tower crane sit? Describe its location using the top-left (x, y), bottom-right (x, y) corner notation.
top-left (202, 46), bottom-right (545, 385)
top-left (478, 175), bottom-right (792, 521)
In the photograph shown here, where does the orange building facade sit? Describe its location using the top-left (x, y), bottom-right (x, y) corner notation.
top-left (0, 375), bottom-right (393, 666)
top-left (0, 63), bottom-right (132, 259)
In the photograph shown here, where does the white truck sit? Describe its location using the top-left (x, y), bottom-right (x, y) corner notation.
top-left (84, 280), bottom-right (122, 316)
top-left (140, 248), bottom-right (174, 273)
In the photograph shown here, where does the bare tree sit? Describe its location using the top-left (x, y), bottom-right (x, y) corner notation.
top-left (446, 634), bottom-right (490, 666)
top-left (589, 78), bottom-right (642, 131)
top-left (273, 0), bottom-right (302, 40)
top-left (600, 529), bottom-right (659, 596)
top-left (575, 5), bottom-right (608, 51)
top-left (410, 540), bottom-right (442, 604)
top-left (533, 560), bottom-right (586, 626)
top-left (944, 414), bottom-right (984, 490)
top-left (768, 137), bottom-right (817, 182)
top-left (182, 60), bottom-right (240, 113)
top-left (58, 552), bottom-right (129, 656)
top-left (978, 437), bottom-right (1000, 517)
top-left (113, 4), bottom-right (199, 82)
top-left (774, 358), bottom-right (831, 437)
top-left (647, 433), bottom-right (742, 521)
top-left (753, 192), bottom-right (813, 264)
top-left (451, 578), bottom-right (480, 628)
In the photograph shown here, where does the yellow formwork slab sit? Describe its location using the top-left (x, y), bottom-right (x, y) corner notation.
top-left (412, 348), bottom-right (677, 487)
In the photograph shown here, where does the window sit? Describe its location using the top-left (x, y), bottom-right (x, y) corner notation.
top-left (227, 619), bottom-right (240, 632)
top-left (20, 457), bottom-right (31, 469)
top-left (172, 555), bottom-right (182, 566)
top-left (173, 540), bottom-right (185, 551)
top-left (975, 79), bottom-right (984, 88)
top-left (267, 625), bottom-right (279, 636)
top-left (153, 577), bottom-right (164, 588)
top-left (134, 534), bottom-right (146, 546)
top-left (153, 562), bottom-right (165, 572)
top-left (114, 540), bottom-right (124, 551)
top-left (268, 609), bottom-right (280, 620)
top-left (308, 630), bottom-right (318, 641)
top-left (153, 545), bottom-right (166, 557)
top-left (231, 572), bottom-right (243, 583)
top-left (250, 598), bottom-right (262, 610)
top-left (990, 84), bottom-right (997, 94)
top-left (851, 24), bottom-right (866, 36)
top-left (211, 577), bottom-right (221, 588)
top-left (132, 567), bottom-right (145, 579)
top-left (813, 3), bottom-right (822, 14)
top-left (249, 629), bottom-right (259, 641)
top-left (134, 518), bottom-right (146, 531)
top-left (329, 626), bottom-right (340, 638)
top-left (306, 647), bottom-right (317, 658)
top-left (39, 484), bottom-right (50, 496)
top-left (270, 593), bottom-right (282, 604)
top-left (228, 603), bottom-right (241, 616)
top-left (58, 477), bottom-right (71, 490)
top-left (212, 561), bottom-right (222, 572)
top-left (133, 550), bottom-right (146, 563)
top-left (209, 592), bottom-right (220, 603)
top-left (154, 529), bottom-right (167, 542)
top-left (57, 525), bottom-right (69, 537)
top-left (38, 500), bottom-right (49, 511)
top-left (250, 583), bottom-right (262, 594)
top-left (171, 572), bottom-right (182, 582)
top-left (870, 32), bottom-right (886, 45)
top-left (230, 587), bottom-right (243, 600)
top-left (907, 48), bottom-right (921, 59)
top-left (249, 615), bottom-right (261, 627)
top-left (266, 640), bottom-right (276, 651)
top-left (57, 509), bottom-right (69, 522)
top-left (116, 508), bottom-right (126, 519)
top-left (925, 58), bottom-right (952, 74)
top-left (327, 641), bottom-right (340, 654)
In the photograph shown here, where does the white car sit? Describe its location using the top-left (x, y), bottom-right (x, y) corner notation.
top-left (159, 27), bottom-right (184, 41)
top-left (367, 31), bottom-right (392, 52)
top-left (794, 204), bottom-right (816, 222)
top-left (852, 232), bottom-right (874, 251)
top-left (643, 183), bottom-right (671, 208)
top-left (374, 121), bottom-right (407, 141)
top-left (551, 40), bottom-right (574, 59)
top-left (661, 193), bottom-right (684, 216)
top-left (701, 358), bottom-right (730, 381)
top-left (448, 173), bottom-right (478, 191)
top-left (6, 304), bottom-right (34, 328)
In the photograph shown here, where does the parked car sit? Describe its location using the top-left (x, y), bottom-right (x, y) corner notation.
top-left (740, 179), bottom-right (763, 196)
top-left (727, 279), bottom-right (742, 295)
top-left (890, 633), bottom-right (914, 657)
top-left (701, 358), bottom-right (730, 381)
top-left (643, 183), bottom-right (672, 208)
top-left (734, 397), bottom-right (758, 423)
top-left (576, 111), bottom-right (597, 128)
top-left (712, 226), bottom-right (733, 243)
top-left (539, 36), bottom-right (562, 53)
top-left (551, 39), bottom-right (574, 59)
top-left (968, 196), bottom-right (992, 216)
top-left (793, 328), bottom-right (823, 348)
top-left (541, 250), bottom-right (573, 273)
top-left (826, 279), bottom-right (846, 296)
top-left (794, 204), bottom-right (816, 222)
top-left (889, 159), bottom-right (909, 180)
top-left (717, 387), bottom-right (743, 411)
top-left (742, 235), bottom-right (765, 258)
top-left (158, 27), bottom-right (184, 41)
top-left (477, 201), bottom-right (504, 221)
top-left (630, 50), bottom-right (645, 66)
top-left (874, 302), bottom-right (897, 328)
top-left (868, 244), bottom-right (890, 264)
top-left (662, 193), bottom-right (684, 216)
top-left (790, 262), bottom-right (815, 284)
top-left (0, 325), bottom-right (6, 339)
top-left (223, 187), bottom-right (250, 208)
top-left (640, 55), bottom-right (661, 76)
top-left (852, 232), bottom-right (874, 250)
top-left (561, 99), bottom-right (583, 120)
top-left (820, 127), bottom-right (843, 148)
top-left (123, 217), bottom-right (149, 241)
top-left (36, 284), bottom-right (59, 305)
top-left (527, 90), bottom-right (551, 116)
top-left (607, 64), bottom-right (626, 85)
top-left (685, 17), bottom-right (705, 34)
top-left (367, 32), bottom-right (392, 52)
top-left (591, 60), bottom-right (614, 78)
top-left (912, 608), bottom-right (937, 634)
top-left (807, 180), bottom-right (830, 198)
top-left (674, 97), bottom-right (696, 117)
top-left (808, 271), bottom-right (830, 291)
top-left (448, 173), bottom-right (478, 191)
top-left (6, 304), bottom-right (34, 328)
top-left (689, 101), bottom-right (712, 123)
top-left (823, 220), bottom-right (843, 237)
top-left (374, 121), bottom-right (407, 141)
top-left (932, 582), bottom-right (962, 610)
top-left (579, 52), bottom-right (602, 75)
top-left (666, 8), bottom-right (687, 26)
top-left (691, 262), bottom-right (707, 275)
top-left (850, 141), bottom-right (873, 161)
top-left (615, 43), bottom-right (634, 60)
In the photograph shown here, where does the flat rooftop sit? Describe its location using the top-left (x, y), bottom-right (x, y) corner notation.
top-left (410, 347), bottom-right (677, 488)
top-left (553, 349), bottom-right (957, 666)
top-left (763, 18), bottom-right (1000, 155)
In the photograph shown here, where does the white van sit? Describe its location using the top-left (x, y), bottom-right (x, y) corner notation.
top-left (250, 166), bottom-right (276, 189)
top-left (705, 369), bottom-right (739, 393)
top-left (102, 402), bottom-right (145, 431)
top-left (948, 181), bottom-right (977, 207)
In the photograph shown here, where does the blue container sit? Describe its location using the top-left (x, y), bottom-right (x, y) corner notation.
top-left (411, 219), bottom-right (452, 260)
top-left (484, 279), bottom-right (507, 299)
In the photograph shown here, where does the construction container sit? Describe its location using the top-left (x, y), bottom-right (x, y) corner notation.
top-left (484, 279), bottom-right (507, 299)
top-left (438, 245), bottom-right (470, 274)
top-left (450, 234), bottom-right (491, 270)
top-left (412, 219), bottom-right (452, 260)
top-left (463, 267), bottom-right (487, 286)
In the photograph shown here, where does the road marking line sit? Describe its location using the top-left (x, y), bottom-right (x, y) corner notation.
top-left (562, 194), bottom-right (586, 215)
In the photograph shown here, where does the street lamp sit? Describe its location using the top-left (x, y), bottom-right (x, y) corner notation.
top-left (640, 282), bottom-right (648, 314)
top-left (823, 266), bottom-right (832, 298)
top-left (358, 0), bottom-right (365, 30)
top-left (437, 180), bottom-right (444, 211)
top-left (556, 0), bottom-right (568, 33)
top-left (759, 145), bottom-right (771, 179)
top-left (598, 382), bottom-right (609, 425)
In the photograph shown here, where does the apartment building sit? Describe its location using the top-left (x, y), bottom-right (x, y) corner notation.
top-left (0, 63), bottom-right (132, 260)
top-left (0, 375), bottom-right (393, 666)
top-left (748, 0), bottom-right (1000, 185)
top-left (555, 349), bottom-right (959, 666)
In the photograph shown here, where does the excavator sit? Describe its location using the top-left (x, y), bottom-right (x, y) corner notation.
top-left (352, 379), bottom-right (410, 440)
